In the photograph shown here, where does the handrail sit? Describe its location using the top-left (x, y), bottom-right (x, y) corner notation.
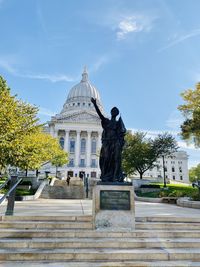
top-left (0, 177), bottom-right (22, 205)
top-left (0, 177), bottom-right (11, 190)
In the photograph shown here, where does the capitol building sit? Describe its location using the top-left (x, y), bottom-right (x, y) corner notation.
top-left (43, 67), bottom-right (189, 183)
top-left (45, 67), bottom-right (103, 179)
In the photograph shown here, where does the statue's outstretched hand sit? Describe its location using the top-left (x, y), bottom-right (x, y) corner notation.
top-left (91, 97), bottom-right (96, 105)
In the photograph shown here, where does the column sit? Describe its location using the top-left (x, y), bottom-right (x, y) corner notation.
top-left (75, 130), bottom-right (81, 167)
top-left (54, 129), bottom-right (58, 139)
top-left (87, 131), bottom-right (91, 167)
top-left (97, 131), bottom-right (102, 151)
top-left (49, 125), bottom-right (54, 137)
top-left (64, 130), bottom-right (69, 152)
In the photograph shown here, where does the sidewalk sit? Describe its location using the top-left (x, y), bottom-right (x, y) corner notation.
top-left (0, 199), bottom-right (200, 217)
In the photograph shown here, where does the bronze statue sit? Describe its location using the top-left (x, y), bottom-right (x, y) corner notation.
top-left (91, 97), bottom-right (126, 183)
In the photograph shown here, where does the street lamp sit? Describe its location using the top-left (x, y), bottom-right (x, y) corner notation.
top-left (162, 155), bottom-right (167, 187)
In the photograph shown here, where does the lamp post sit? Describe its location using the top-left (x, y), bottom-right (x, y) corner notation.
top-left (162, 155), bottom-right (167, 188)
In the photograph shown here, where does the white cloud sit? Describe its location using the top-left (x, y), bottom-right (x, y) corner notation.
top-left (117, 16), bottom-right (143, 40)
top-left (166, 110), bottom-right (184, 130)
top-left (130, 128), bottom-right (179, 139)
top-left (90, 55), bottom-right (110, 73)
top-left (0, 58), bottom-right (75, 82)
top-left (0, 59), bottom-right (17, 74)
top-left (116, 15), bottom-right (150, 40)
top-left (159, 28), bottom-right (200, 52)
top-left (20, 73), bottom-right (75, 82)
top-left (38, 107), bottom-right (56, 117)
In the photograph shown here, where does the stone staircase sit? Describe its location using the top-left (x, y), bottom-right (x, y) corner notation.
top-left (0, 215), bottom-right (200, 266)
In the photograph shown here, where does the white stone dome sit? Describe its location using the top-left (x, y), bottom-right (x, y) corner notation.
top-left (61, 67), bottom-right (103, 114)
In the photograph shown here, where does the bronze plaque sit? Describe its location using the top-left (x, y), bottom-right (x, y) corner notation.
top-left (100, 190), bottom-right (130, 210)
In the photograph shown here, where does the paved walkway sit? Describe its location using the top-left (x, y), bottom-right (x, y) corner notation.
top-left (0, 199), bottom-right (200, 217)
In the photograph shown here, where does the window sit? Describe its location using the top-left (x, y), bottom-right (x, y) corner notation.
top-left (179, 167), bottom-right (182, 173)
top-left (91, 171), bottom-right (96, 178)
top-left (91, 159), bottom-right (96, 168)
top-left (78, 103), bottom-right (80, 106)
top-left (59, 137), bottom-right (65, 149)
top-left (73, 103), bottom-right (75, 106)
top-left (180, 176), bottom-right (183, 180)
top-left (80, 138), bottom-right (86, 153)
top-left (83, 103), bottom-right (85, 106)
top-left (88, 103), bottom-right (91, 106)
top-left (80, 159), bottom-right (85, 167)
top-left (172, 166), bottom-right (175, 172)
top-left (173, 175), bottom-right (175, 180)
top-left (164, 167), bottom-right (167, 172)
top-left (68, 159), bottom-right (74, 167)
top-left (70, 139), bottom-right (75, 153)
top-left (91, 139), bottom-right (97, 154)
top-left (166, 175), bottom-right (168, 178)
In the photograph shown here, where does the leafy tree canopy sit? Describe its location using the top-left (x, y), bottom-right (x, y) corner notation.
top-left (122, 132), bottom-right (178, 179)
top-left (189, 164), bottom-right (200, 183)
top-left (0, 76), bottom-right (40, 170)
top-left (178, 83), bottom-right (200, 147)
top-left (0, 76), bottom-right (68, 172)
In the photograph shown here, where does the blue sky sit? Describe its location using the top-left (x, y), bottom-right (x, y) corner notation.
top-left (0, 0), bottom-right (200, 168)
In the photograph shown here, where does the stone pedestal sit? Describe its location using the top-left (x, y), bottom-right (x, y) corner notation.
top-left (93, 184), bottom-right (135, 231)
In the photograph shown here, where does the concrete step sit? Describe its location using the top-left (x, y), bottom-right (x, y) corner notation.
top-left (1, 238), bottom-right (200, 249)
top-left (0, 215), bottom-right (92, 222)
top-left (1, 229), bottom-right (200, 238)
top-left (136, 222), bottom-right (200, 230)
top-left (0, 248), bottom-right (200, 261)
top-left (136, 216), bottom-right (200, 223)
top-left (1, 261), bottom-right (200, 267)
top-left (2, 216), bottom-right (199, 223)
top-left (0, 221), bottom-right (93, 229)
top-left (1, 221), bottom-right (199, 231)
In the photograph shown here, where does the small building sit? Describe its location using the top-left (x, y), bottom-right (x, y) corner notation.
top-left (141, 151), bottom-right (189, 183)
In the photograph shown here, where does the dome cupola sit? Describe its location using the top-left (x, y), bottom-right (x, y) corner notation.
top-left (61, 67), bottom-right (103, 114)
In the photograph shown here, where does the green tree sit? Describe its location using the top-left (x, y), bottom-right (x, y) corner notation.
top-left (178, 83), bottom-right (200, 147)
top-left (51, 149), bottom-right (68, 177)
top-left (16, 132), bottom-right (68, 171)
top-left (0, 76), bottom-right (40, 171)
top-left (0, 76), bottom-right (68, 174)
top-left (189, 164), bottom-right (200, 183)
top-left (122, 132), bottom-right (178, 179)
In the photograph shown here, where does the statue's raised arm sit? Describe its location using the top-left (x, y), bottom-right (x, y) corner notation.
top-left (91, 97), bottom-right (105, 121)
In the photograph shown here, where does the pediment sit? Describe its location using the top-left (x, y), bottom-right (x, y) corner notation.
top-left (55, 111), bottom-right (101, 123)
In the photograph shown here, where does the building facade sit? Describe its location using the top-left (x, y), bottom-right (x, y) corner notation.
top-left (142, 151), bottom-right (189, 183)
top-left (45, 67), bottom-right (103, 178)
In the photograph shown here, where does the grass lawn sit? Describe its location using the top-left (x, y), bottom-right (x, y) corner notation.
top-left (136, 183), bottom-right (200, 201)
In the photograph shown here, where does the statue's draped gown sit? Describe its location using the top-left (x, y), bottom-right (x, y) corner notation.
top-left (99, 116), bottom-right (126, 182)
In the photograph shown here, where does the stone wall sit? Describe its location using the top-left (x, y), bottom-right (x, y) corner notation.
top-left (40, 178), bottom-right (85, 199)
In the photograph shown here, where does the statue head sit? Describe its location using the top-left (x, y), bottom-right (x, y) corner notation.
top-left (111, 107), bottom-right (119, 118)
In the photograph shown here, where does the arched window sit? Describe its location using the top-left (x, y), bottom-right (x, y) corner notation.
top-left (81, 138), bottom-right (86, 153)
top-left (70, 138), bottom-right (75, 153)
top-left (59, 137), bottom-right (65, 149)
top-left (91, 139), bottom-right (96, 154)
